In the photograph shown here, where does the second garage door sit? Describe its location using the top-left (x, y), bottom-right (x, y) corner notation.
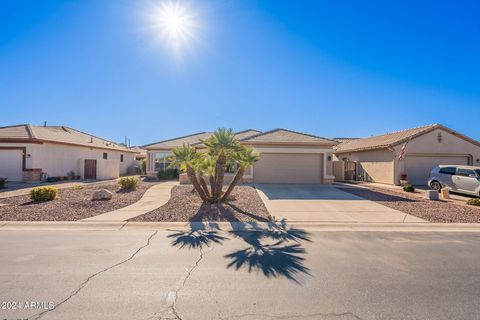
top-left (405, 155), bottom-right (470, 185)
top-left (0, 149), bottom-right (23, 181)
top-left (254, 153), bottom-right (323, 183)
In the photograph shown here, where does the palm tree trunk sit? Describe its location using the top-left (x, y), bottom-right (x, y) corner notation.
top-left (209, 174), bottom-right (215, 200)
top-left (213, 154), bottom-right (226, 202)
top-left (198, 174), bottom-right (211, 200)
top-left (186, 167), bottom-right (209, 203)
top-left (221, 167), bottom-right (244, 202)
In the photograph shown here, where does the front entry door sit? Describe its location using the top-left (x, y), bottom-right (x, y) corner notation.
top-left (84, 159), bottom-right (97, 179)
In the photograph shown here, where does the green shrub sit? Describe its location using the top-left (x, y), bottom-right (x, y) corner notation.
top-left (403, 184), bottom-right (415, 192)
top-left (118, 176), bottom-right (139, 190)
top-left (467, 198), bottom-right (480, 206)
top-left (157, 169), bottom-right (178, 180)
top-left (0, 178), bottom-right (6, 189)
top-left (72, 185), bottom-right (83, 190)
top-left (140, 159), bottom-right (147, 175)
top-left (30, 186), bottom-right (58, 202)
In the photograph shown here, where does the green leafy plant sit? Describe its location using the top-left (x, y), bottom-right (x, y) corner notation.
top-left (169, 128), bottom-right (259, 204)
top-left (403, 184), bottom-right (415, 192)
top-left (118, 176), bottom-right (139, 190)
top-left (140, 159), bottom-right (147, 175)
top-left (467, 198), bottom-right (480, 206)
top-left (157, 168), bottom-right (178, 180)
top-left (30, 186), bottom-right (58, 202)
top-left (0, 177), bottom-right (6, 189)
top-left (72, 185), bottom-right (83, 190)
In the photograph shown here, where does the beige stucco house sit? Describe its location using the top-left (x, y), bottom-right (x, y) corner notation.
top-left (334, 124), bottom-right (480, 185)
top-left (0, 124), bottom-right (138, 182)
top-left (143, 128), bottom-right (338, 184)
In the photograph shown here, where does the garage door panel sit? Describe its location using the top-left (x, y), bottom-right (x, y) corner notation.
top-left (0, 150), bottom-right (23, 181)
top-left (254, 153), bottom-right (323, 184)
top-left (405, 155), bottom-right (469, 185)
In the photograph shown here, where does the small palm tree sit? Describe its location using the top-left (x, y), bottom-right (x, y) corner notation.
top-left (168, 145), bottom-right (209, 202)
top-left (222, 146), bottom-right (259, 201)
top-left (201, 128), bottom-right (242, 202)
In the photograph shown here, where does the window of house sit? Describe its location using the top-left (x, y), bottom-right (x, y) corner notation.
top-left (154, 152), bottom-right (172, 171)
top-left (120, 154), bottom-right (124, 162)
top-left (103, 153), bottom-right (108, 160)
top-left (439, 167), bottom-right (456, 175)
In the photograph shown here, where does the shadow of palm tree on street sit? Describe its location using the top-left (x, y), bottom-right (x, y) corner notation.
top-left (167, 219), bottom-right (312, 284)
top-left (168, 222), bottom-right (227, 249)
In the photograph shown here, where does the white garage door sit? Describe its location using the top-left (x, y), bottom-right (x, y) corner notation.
top-left (405, 155), bottom-right (470, 185)
top-left (0, 149), bottom-right (23, 181)
top-left (254, 153), bottom-right (323, 183)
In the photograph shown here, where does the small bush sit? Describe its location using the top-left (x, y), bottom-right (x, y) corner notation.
top-left (0, 177), bottom-right (6, 189)
top-left (157, 169), bottom-right (179, 180)
top-left (30, 186), bottom-right (58, 202)
top-left (46, 177), bottom-right (60, 183)
top-left (467, 198), bottom-right (480, 206)
top-left (118, 176), bottom-right (139, 190)
top-left (140, 159), bottom-right (147, 175)
top-left (72, 185), bottom-right (83, 190)
top-left (403, 184), bottom-right (415, 192)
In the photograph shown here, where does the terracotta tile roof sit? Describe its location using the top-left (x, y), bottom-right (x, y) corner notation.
top-left (241, 128), bottom-right (337, 145)
top-left (144, 129), bottom-right (263, 149)
top-left (0, 124), bottom-right (135, 152)
top-left (334, 124), bottom-right (480, 153)
top-left (333, 137), bottom-right (360, 143)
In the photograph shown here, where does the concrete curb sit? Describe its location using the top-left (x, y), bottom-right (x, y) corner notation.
top-left (1, 221), bottom-right (480, 232)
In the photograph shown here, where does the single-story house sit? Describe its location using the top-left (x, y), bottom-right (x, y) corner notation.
top-left (143, 128), bottom-right (338, 184)
top-left (334, 124), bottom-right (480, 185)
top-left (0, 124), bottom-right (139, 182)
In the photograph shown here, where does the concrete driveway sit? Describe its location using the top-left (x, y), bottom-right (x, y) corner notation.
top-left (255, 184), bottom-right (425, 223)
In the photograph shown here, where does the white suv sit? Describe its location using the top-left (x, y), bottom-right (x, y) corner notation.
top-left (428, 165), bottom-right (480, 197)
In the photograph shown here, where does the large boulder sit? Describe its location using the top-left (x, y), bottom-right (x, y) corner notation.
top-left (91, 189), bottom-right (113, 201)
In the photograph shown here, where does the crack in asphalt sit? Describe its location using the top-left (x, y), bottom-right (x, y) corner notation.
top-left (149, 245), bottom-right (210, 320)
top-left (28, 230), bottom-right (158, 320)
top-left (119, 221), bottom-right (129, 230)
top-left (222, 311), bottom-right (363, 320)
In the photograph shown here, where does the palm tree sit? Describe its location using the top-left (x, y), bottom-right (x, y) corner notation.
top-left (168, 145), bottom-right (209, 202)
top-left (222, 146), bottom-right (259, 201)
top-left (201, 128), bottom-right (242, 203)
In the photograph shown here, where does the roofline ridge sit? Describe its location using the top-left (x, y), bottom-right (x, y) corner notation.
top-left (242, 128), bottom-right (337, 143)
top-left (141, 131), bottom-right (210, 148)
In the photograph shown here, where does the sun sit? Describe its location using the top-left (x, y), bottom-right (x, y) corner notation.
top-left (150, 1), bottom-right (199, 54)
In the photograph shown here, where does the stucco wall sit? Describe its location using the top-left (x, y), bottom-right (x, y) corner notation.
top-left (0, 142), bottom-right (137, 180)
top-left (393, 128), bottom-right (480, 185)
top-left (335, 149), bottom-right (395, 184)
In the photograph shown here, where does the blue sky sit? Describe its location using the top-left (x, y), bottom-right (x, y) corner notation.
top-left (1, 0), bottom-right (479, 145)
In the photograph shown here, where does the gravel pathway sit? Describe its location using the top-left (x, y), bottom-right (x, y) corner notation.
top-left (0, 181), bottom-right (157, 221)
top-left (130, 185), bottom-right (271, 222)
top-left (338, 186), bottom-right (480, 223)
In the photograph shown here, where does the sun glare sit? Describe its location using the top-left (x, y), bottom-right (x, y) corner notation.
top-left (148, 1), bottom-right (199, 56)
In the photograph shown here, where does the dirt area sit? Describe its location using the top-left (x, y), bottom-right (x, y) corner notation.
top-left (130, 185), bottom-right (271, 222)
top-left (0, 181), bottom-right (157, 221)
top-left (338, 186), bottom-right (480, 223)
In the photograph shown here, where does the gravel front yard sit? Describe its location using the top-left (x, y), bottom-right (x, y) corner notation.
top-left (338, 186), bottom-right (480, 223)
top-left (0, 181), bottom-right (157, 221)
top-left (130, 185), bottom-right (271, 222)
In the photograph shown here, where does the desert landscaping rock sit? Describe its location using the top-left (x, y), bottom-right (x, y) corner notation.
top-left (130, 185), bottom-right (271, 222)
top-left (0, 181), bottom-right (157, 221)
top-left (339, 186), bottom-right (480, 223)
top-left (91, 189), bottom-right (113, 201)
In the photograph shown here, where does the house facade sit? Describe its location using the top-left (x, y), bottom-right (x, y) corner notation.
top-left (334, 124), bottom-right (480, 185)
top-left (0, 124), bottom-right (138, 182)
top-left (143, 128), bottom-right (337, 184)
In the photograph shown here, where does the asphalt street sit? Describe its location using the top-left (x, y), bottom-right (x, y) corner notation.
top-left (0, 224), bottom-right (479, 320)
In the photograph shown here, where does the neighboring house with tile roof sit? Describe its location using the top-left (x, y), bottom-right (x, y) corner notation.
top-left (143, 128), bottom-right (337, 184)
top-left (0, 124), bottom-right (139, 182)
top-left (334, 124), bottom-right (480, 186)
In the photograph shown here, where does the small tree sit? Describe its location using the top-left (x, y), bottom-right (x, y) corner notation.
top-left (169, 128), bottom-right (258, 204)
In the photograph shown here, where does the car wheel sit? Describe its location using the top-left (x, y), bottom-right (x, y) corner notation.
top-left (430, 181), bottom-right (442, 191)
